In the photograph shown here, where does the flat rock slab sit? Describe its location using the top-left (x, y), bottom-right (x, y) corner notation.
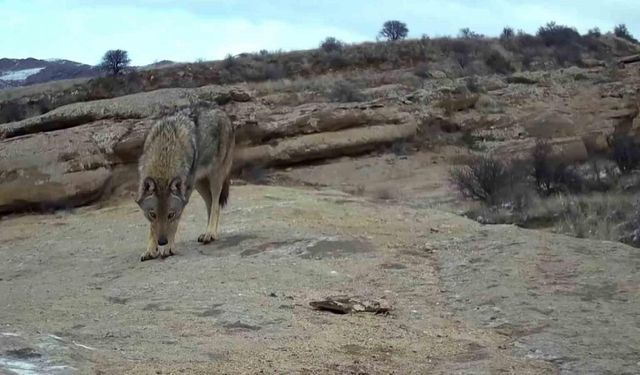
top-left (0, 185), bottom-right (553, 374)
top-left (1, 185), bottom-right (635, 373)
top-left (435, 225), bottom-right (640, 374)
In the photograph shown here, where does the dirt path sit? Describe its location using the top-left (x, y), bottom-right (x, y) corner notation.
top-left (0, 185), bottom-right (637, 374)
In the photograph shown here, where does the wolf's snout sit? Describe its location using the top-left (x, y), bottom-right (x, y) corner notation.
top-left (158, 236), bottom-right (168, 246)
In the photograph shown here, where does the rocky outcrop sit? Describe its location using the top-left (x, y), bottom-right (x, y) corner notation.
top-left (0, 86), bottom-right (251, 140)
top-left (0, 86), bottom-right (248, 214)
top-left (0, 85), bottom-right (417, 214)
top-left (235, 123), bottom-right (417, 169)
top-left (235, 102), bottom-right (408, 146)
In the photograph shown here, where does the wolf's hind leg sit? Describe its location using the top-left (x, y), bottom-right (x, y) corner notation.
top-left (198, 175), bottom-right (223, 244)
top-left (195, 178), bottom-right (212, 221)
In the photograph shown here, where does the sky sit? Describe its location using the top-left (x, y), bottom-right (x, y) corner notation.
top-left (1, 0), bottom-right (639, 66)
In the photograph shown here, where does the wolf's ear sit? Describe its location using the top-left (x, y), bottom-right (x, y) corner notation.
top-left (136, 177), bottom-right (156, 204)
top-left (169, 177), bottom-right (187, 202)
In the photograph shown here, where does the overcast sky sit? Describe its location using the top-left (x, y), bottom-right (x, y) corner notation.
top-left (1, 0), bottom-right (638, 65)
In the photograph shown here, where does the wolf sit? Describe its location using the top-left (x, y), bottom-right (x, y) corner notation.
top-left (135, 108), bottom-right (235, 261)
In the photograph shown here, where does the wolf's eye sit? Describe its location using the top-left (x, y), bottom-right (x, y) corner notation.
top-left (148, 211), bottom-right (157, 220)
top-left (168, 212), bottom-right (176, 220)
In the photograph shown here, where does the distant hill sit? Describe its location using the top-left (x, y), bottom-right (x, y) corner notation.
top-left (0, 58), bottom-right (180, 89)
top-left (0, 58), bottom-right (101, 89)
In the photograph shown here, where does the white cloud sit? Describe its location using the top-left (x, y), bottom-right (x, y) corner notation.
top-left (0, 0), bottom-right (367, 64)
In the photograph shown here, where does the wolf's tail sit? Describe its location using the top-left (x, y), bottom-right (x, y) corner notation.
top-left (219, 174), bottom-right (230, 208)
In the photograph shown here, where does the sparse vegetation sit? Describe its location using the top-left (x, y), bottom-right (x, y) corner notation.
top-left (2, 20), bottom-right (636, 124)
top-left (379, 20), bottom-right (409, 41)
top-left (586, 27), bottom-right (602, 38)
top-left (558, 194), bottom-right (635, 241)
top-left (99, 49), bottom-right (131, 76)
top-left (451, 155), bottom-right (524, 204)
top-left (454, 135), bottom-right (640, 247)
top-left (484, 50), bottom-right (515, 74)
top-left (449, 39), bottom-right (476, 69)
top-left (413, 63), bottom-right (431, 79)
top-left (500, 27), bottom-right (515, 41)
top-left (327, 80), bottom-right (366, 102)
top-left (531, 139), bottom-right (583, 195)
top-left (537, 22), bottom-right (581, 47)
top-left (611, 135), bottom-right (640, 174)
top-left (459, 28), bottom-right (483, 39)
top-left (614, 24), bottom-right (638, 44)
top-left (320, 37), bottom-right (345, 52)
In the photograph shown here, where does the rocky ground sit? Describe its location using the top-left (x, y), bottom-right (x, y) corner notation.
top-left (1, 183), bottom-right (638, 374)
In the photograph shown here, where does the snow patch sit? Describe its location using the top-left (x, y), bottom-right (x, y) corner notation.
top-left (0, 67), bottom-right (45, 81)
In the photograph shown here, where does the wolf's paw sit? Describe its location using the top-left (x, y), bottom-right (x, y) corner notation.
top-left (197, 232), bottom-right (218, 244)
top-left (160, 247), bottom-right (175, 259)
top-left (140, 248), bottom-right (159, 262)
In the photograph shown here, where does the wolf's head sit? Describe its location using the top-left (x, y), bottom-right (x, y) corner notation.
top-left (136, 176), bottom-right (187, 246)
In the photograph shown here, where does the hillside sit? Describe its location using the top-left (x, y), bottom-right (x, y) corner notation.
top-left (0, 57), bottom-right (100, 89)
top-left (1, 30), bottom-right (638, 123)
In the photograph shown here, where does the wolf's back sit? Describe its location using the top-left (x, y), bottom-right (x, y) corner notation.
top-left (139, 113), bottom-right (198, 182)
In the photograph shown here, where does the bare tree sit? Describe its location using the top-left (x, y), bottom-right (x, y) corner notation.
top-left (99, 49), bottom-right (131, 76)
top-left (379, 20), bottom-right (408, 41)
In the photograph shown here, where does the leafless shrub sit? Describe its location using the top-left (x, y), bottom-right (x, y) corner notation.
top-left (451, 155), bottom-right (526, 204)
top-left (611, 135), bottom-right (640, 174)
top-left (327, 80), bottom-right (366, 102)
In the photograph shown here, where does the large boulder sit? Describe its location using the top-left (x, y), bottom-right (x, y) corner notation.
top-left (0, 120), bottom-right (141, 214)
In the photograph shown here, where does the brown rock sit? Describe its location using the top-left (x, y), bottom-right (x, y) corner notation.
top-left (0, 85), bottom-right (250, 140)
top-left (0, 168), bottom-right (111, 214)
top-left (235, 102), bottom-right (408, 145)
top-left (0, 120), bottom-right (138, 214)
top-left (235, 123), bottom-right (417, 170)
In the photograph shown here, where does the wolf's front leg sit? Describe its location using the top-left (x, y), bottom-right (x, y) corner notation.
top-left (140, 227), bottom-right (159, 261)
top-left (160, 222), bottom-right (178, 258)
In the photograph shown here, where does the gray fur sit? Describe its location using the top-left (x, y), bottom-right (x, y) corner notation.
top-left (136, 108), bottom-right (235, 261)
